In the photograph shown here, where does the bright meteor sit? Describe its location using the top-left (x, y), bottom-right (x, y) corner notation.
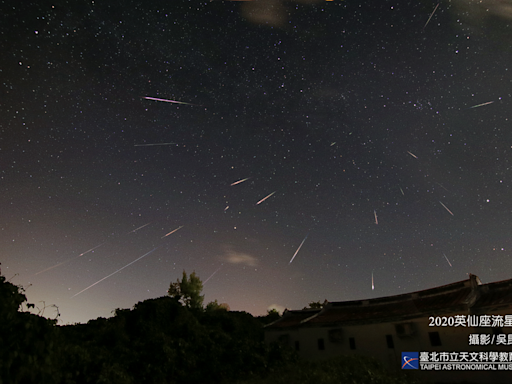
top-left (407, 151), bottom-right (418, 159)
top-left (289, 234), bottom-right (309, 264)
top-left (128, 222), bottom-right (151, 233)
top-left (71, 247), bottom-right (161, 298)
top-left (443, 253), bottom-right (453, 267)
top-left (256, 191), bottom-right (276, 205)
top-left (34, 242), bottom-right (106, 276)
top-left (161, 225), bottom-right (184, 239)
top-left (423, 3), bottom-right (439, 30)
top-left (439, 201), bottom-right (454, 216)
top-left (143, 96), bottom-right (198, 105)
top-left (230, 177), bottom-right (251, 186)
top-left (469, 101), bottom-right (494, 109)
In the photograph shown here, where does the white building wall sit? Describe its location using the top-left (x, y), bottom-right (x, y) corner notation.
top-left (266, 313), bottom-right (512, 383)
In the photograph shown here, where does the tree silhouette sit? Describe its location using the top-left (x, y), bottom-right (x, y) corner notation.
top-left (0, 274), bottom-right (62, 383)
top-left (168, 270), bottom-right (204, 309)
top-left (304, 300), bottom-right (328, 309)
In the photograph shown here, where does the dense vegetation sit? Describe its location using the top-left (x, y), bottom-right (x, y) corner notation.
top-left (240, 355), bottom-right (418, 384)
top-left (0, 272), bottom-right (413, 384)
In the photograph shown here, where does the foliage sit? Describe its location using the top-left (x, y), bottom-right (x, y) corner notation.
top-left (0, 275), bottom-right (62, 384)
top-left (0, 270), bottom-right (416, 384)
top-left (1, 270), bottom-right (295, 384)
top-left (205, 299), bottom-right (228, 312)
top-left (168, 270), bottom-right (204, 309)
top-left (239, 354), bottom-right (418, 384)
top-left (304, 300), bottom-right (328, 309)
top-left (257, 309), bottom-right (281, 325)
top-left (57, 296), bottom-right (293, 384)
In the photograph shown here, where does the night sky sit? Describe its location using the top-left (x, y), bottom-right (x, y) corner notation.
top-left (2, 0), bottom-right (512, 325)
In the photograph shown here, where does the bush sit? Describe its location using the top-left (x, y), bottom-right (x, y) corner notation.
top-left (238, 354), bottom-right (418, 384)
top-left (0, 275), bottom-right (62, 384)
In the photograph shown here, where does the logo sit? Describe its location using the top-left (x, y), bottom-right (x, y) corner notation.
top-left (402, 352), bottom-right (419, 369)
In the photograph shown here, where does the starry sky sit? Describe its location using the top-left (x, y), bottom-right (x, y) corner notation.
top-left (2, 0), bottom-right (512, 325)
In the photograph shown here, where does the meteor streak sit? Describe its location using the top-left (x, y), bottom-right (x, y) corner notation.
top-left (34, 242), bottom-right (106, 276)
top-left (128, 222), bottom-right (151, 233)
top-left (436, 182), bottom-right (450, 192)
top-left (230, 177), bottom-right (251, 186)
top-left (71, 247), bottom-right (161, 298)
top-left (204, 266), bottom-right (222, 285)
top-left (256, 191), bottom-right (276, 205)
top-left (469, 101), bottom-right (494, 109)
top-left (34, 261), bottom-right (68, 276)
top-left (439, 201), bottom-right (454, 216)
top-left (161, 225), bottom-right (184, 239)
top-left (143, 96), bottom-right (198, 105)
top-left (374, 210), bottom-right (378, 225)
top-left (289, 234), bottom-right (309, 264)
top-left (372, 271), bottom-right (375, 290)
top-left (443, 253), bottom-right (453, 267)
top-left (423, 3), bottom-right (439, 30)
top-left (407, 151), bottom-right (418, 159)
top-left (78, 243), bottom-right (106, 257)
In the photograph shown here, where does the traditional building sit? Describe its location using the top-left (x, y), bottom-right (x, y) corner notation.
top-left (265, 274), bottom-right (512, 383)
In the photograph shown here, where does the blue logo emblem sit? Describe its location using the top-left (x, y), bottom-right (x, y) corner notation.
top-left (401, 352), bottom-right (419, 369)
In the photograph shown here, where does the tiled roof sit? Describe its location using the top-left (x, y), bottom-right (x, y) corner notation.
top-left (307, 287), bottom-right (474, 326)
top-left (266, 274), bottom-right (512, 329)
top-left (473, 277), bottom-right (512, 311)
